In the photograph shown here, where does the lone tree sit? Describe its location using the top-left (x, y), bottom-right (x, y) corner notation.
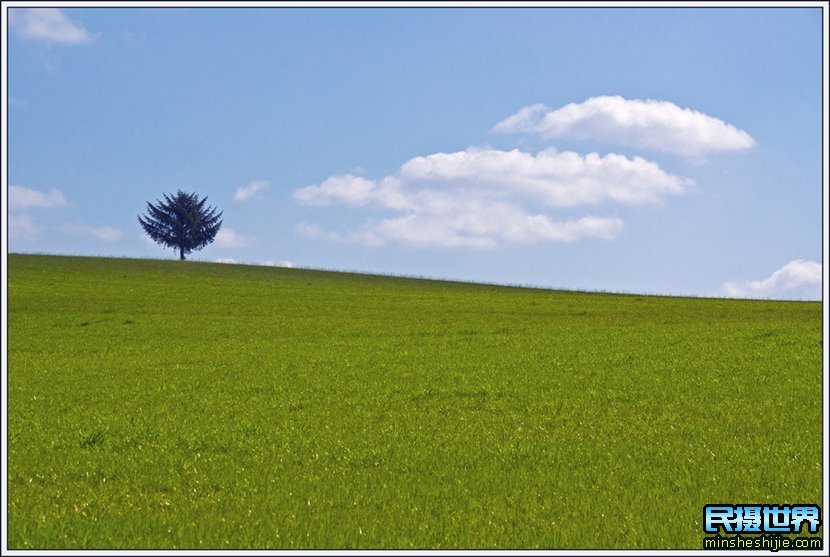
top-left (138, 190), bottom-right (223, 260)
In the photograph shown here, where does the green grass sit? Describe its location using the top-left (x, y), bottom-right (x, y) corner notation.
top-left (7, 253), bottom-right (823, 549)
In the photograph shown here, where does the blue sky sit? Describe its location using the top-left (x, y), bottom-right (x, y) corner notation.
top-left (5, 5), bottom-right (825, 299)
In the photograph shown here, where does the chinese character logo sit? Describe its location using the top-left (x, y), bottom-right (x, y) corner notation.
top-left (704, 504), bottom-right (821, 534)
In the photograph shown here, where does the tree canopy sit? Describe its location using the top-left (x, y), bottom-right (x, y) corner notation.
top-left (138, 190), bottom-right (223, 260)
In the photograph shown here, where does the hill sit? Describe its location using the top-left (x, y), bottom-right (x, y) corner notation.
top-left (6, 254), bottom-right (823, 549)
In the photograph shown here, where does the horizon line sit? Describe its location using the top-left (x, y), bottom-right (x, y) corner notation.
top-left (6, 250), bottom-right (822, 303)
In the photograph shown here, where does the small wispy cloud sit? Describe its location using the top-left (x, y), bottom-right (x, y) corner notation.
top-left (717, 260), bottom-right (822, 301)
top-left (295, 175), bottom-right (377, 207)
top-left (215, 227), bottom-right (253, 248)
top-left (215, 258), bottom-right (237, 264)
top-left (233, 180), bottom-right (269, 202)
top-left (10, 8), bottom-right (99, 45)
top-left (309, 213), bottom-right (622, 249)
top-left (9, 214), bottom-right (41, 243)
top-left (493, 96), bottom-right (756, 157)
top-left (9, 185), bottom-right (68, 210)
top-left (61, 223), bottom-right (123, 242)
top-left (9, 186), bottom-right (69, 245)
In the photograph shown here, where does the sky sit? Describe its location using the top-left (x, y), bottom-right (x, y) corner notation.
top-left (4, 4), bottom-right (826, 300)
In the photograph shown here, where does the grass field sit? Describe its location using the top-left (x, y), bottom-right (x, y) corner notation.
top-left (6, 253), bottom-right (823, 549)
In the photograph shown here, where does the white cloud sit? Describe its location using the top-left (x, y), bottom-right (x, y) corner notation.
top-left (9, 214), bottom-right (41, 242)
top-left (8, 186), bottom-right (69, 245)
top-left (9, 185), bottom-right (68, 210)
top-left (61, 223), bottom-right (122, 242)
top-left (10, 8), bottom-right (98, 45)
top-left (294, 148), bottom-right (656, 248)
top-left (233, 180), bottom-right (269, 202)
top-left (718, 260), bottom-right (822, 301)
top-left (493, 103), bottom-right (550, 135)
top-left (214, 227), bottom-right (253, 248)
top-left (215, 258), bottom-right (237, 264)
top-left (262, 260), bottom-right (296, 268)
top-left (294, 175), bottom-right (378, 207)
top-left (292, 146), bottom-right (689, 248)
top-left (296, 148), bottom-right (689, 209)
top-left (399, 147), bottom-right (691, 206)
top-left (494, 96), bottom-right (756, 157)
top-left (345, 212), bottom-right (623, 249)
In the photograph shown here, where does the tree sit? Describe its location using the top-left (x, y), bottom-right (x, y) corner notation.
top-left (138, 190), bottom-right (223, 260)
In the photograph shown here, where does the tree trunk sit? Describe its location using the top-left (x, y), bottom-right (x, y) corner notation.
top-left (179, 246), bottom-right (185, 260)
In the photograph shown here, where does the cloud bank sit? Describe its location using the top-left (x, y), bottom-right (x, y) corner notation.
top-left (494, 96), bottom-right (755, 156)
top-left (718, 260), bottom-right (822, 301)
top-left (295, 95), bottom-right (757, 250)
top-left (293, 146), bottom-right (691, 248)
top-left (10, 8), bottom-right (98, 45)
